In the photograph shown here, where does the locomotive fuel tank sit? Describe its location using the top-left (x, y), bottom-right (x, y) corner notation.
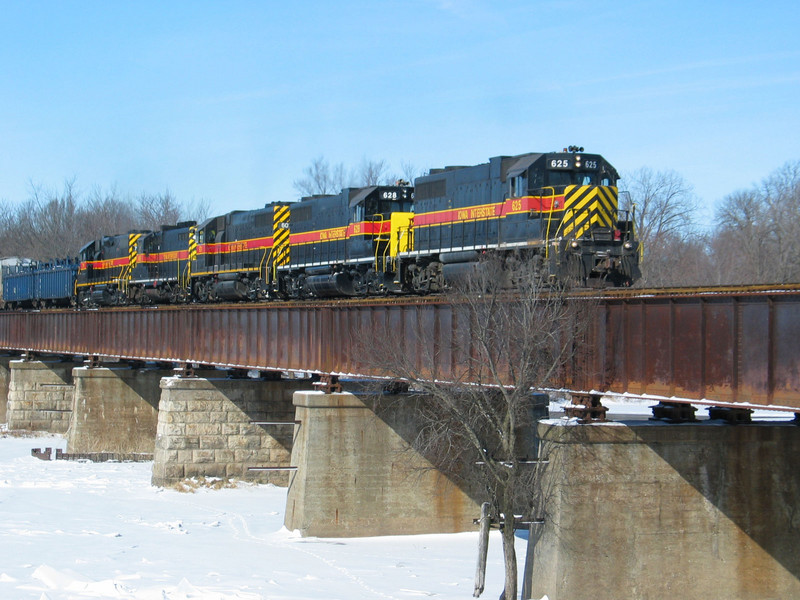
top-left (214, 280), bottom-right (249, 300)
top-left (306, 272), bottom-right (355, 297)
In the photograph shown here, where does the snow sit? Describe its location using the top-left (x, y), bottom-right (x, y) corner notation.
top-left (549, 394), bottom-right (796, 421)
top-left (4, 396), bottom-right (787, 599)
top-left (0, 433), bottom-right (526, 600)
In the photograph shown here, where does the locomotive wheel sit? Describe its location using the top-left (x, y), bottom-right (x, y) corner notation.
top-left (248, 279), bottom-right (269, 302)
top-left (275, 275), bottom-right (291, 300)
top-left (366, 269), bottom-right (382, 294)
top-left (351, 271), bottom-right (368, 296)
top-left (194, 281), bottom-right (210, 303)
top-left (411, 265), bottom-right (431, 294)
top-left (289, 274), bottom-right (308, 299)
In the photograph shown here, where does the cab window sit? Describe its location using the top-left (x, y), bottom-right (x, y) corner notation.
top-left (509, 176), bottom-right (526, 198)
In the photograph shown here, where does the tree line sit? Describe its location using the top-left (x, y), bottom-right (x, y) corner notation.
top-left (624, 160), bottom-right (800, 287)
top-left (0, 181), bottom-right (208, 261)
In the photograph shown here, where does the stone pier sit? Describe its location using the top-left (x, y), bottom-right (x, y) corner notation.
top-left (67, 365), bottom-right (173, 454)
top-left (527, 421), bottom-right (800, 600)
top-left (284, 391), bottom-right (482, 537)
top-left (151, 375), bottom-right (308, 487)
top-left (6, 359), bottom-right (79, 432)
top-left (0, 354), bottom-right (15, 423)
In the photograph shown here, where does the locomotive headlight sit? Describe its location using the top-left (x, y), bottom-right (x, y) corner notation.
top-left (575, 155), bottom-right (581, 168)
top-left (623, 242), bottom-right (633, 250)
top-left (570, 240), bottom-right (580, 249)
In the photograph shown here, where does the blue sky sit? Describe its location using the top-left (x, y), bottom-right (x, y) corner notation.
top-left (1, 1), bottom-right (798, 223)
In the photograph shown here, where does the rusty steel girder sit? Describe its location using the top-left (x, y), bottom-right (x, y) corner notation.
top-left (572, 289), bottom-right (800, 409)
top-left (0, 288), bottom-right (798, 410)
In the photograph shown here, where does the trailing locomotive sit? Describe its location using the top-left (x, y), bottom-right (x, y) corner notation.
top-left (0, 148), bottom-right (640, 308)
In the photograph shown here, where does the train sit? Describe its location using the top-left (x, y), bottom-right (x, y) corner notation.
top-left (0, 149), bottom-right (640, 309)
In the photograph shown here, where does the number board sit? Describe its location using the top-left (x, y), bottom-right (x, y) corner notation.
top-left (548, 157), bottom-right (601, 170)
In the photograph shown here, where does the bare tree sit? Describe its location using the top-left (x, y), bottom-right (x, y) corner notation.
top-left (356, 158), bottom-right (388, 186)
top-left (711, 160), bottom-right (800, 284)
top-left (360, 255), bottom-right (584, 599)
top-left (12, 179), bottom-right (85, 260)
top-left (759, 160), bottom-right (800, 282)
top-left (295, 156), bottom-right (420, 196)
top-left (620, 168), bottom-right (699, 285)
top-left (637, 233), bottom-right (715, 288)
top-left (400, 160), bottom-right (425, 184)
top-left (293, 156), bottom-right (350, 196)
top-left (81, 185), bottom-right (138, 240)
top-left (181, 197), bottom-right (212, 223)
top-left (0, 182), bottom-right (211, 261)
top-left (137, 190), bottom-right (183, 230)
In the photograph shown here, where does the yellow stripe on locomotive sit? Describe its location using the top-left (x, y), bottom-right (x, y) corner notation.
top-left (272, 204), bottom-right (291, 267)
top-left (560, 185), bottom-right (618, 239)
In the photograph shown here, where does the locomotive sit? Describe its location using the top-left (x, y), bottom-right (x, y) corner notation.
top-left (0, 149), bottom-right (640, 308)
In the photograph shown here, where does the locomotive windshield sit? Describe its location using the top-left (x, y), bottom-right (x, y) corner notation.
top-left (547, 171), bottom-right (598, 187)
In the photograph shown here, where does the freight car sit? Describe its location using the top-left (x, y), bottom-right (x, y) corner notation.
top-left (1, 260), bottom-right (79, 309)
top-left (0, 148), bottom-right (640, 308)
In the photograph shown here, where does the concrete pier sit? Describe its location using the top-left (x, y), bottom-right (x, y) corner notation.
top-left (6, 359), bottom-right (79, 432)
top-left (151, 376), bottom-right (307, 487)
top-left (527, 420), bottom-right (800, 600)
top-left (284, 391), bottom-right (481, 537)
top-left (68, 366), bottom-right (173, 454)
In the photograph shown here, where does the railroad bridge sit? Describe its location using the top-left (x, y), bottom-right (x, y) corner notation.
top-left (2, 286), bottom-right (800, 410)
top-left (1, 286), bottom-right (799, 600)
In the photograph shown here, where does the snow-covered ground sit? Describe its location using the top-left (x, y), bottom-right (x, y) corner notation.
top-left (1, 397), bottom-right (791, 599)
top-left (0, 432), bottom-right (526, 600)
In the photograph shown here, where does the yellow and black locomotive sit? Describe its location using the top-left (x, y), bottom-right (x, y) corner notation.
top-left (403, 148), bottom-right (639, 290)
top-left (2, 148), bottom-right (640, 308)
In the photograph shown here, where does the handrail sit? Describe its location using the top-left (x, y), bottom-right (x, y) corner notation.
top-left (259, 247), bottom-right (270, 281)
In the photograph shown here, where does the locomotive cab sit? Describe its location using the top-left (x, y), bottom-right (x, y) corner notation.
top-left (347, 184), bottom-right (415, 264)
top-left (410, 149), bottom-right (641, 289)
top-left (282, 185), bottom-right (414, 298)
top-left (528, 148), bottom-right (640, 286)
top-left (76, 231), bottom-right (147, 306)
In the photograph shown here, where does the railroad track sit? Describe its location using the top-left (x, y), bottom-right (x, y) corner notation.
top-left (9, 283), bottom-right (800, 314)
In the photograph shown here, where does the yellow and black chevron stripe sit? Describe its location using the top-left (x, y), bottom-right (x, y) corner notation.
top-left (128, 233), bottom-right (142, 268)
top-left (561, 185), bottom-right (618, 239)
top-left (188, 225), bottom-right (198, 261)
top-left (272, 205), bottom-right (290, 268)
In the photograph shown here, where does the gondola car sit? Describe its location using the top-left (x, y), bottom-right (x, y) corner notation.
top-left (1, 260), bottom-right (78, 309)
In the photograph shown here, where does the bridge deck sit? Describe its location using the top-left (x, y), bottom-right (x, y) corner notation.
top-left (0, 287), bottom-right (798, 411)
